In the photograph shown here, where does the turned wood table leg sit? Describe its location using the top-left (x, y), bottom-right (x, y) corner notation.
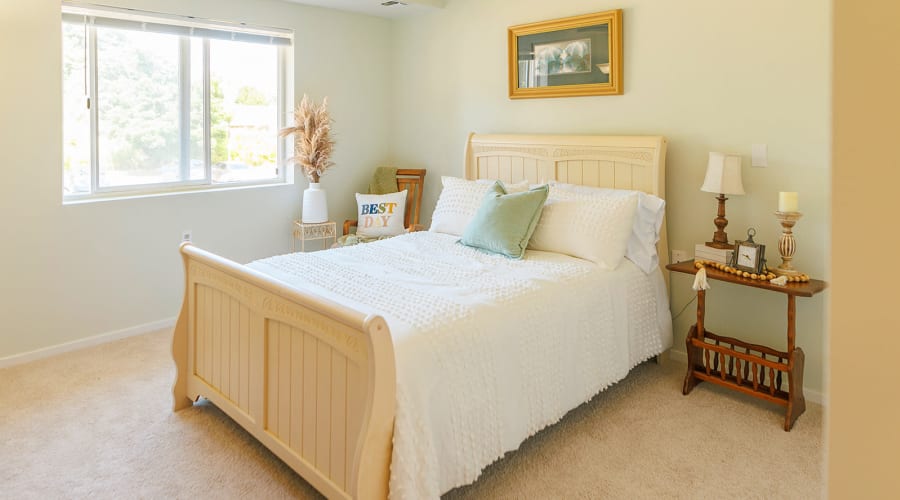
top-left (683, 326), bottom-right (700, 395)
top-left (787, 295), bottom-right (796, 353)
top-left (783, 295), bottom-right (806, 431)
top-left (785, 347), bottom-right (806, 431)
top-left (683, 290), bottom-right (706, 395)
top-left (696, 289), bottom-right (706, 339)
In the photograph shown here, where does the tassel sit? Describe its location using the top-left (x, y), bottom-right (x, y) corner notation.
top-left (692, 267), bottom-right (710, 291)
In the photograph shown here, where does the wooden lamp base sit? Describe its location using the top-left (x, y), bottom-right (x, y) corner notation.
top-left (705, 240), bottom-right (733, 250)
top-left (706, 193), bottom-right (733, 249)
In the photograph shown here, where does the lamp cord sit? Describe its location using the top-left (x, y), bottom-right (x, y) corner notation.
top-left (671, 293), bottom-right (698, 321)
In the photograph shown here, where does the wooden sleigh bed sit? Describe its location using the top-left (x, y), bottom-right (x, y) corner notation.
top-left (172, 133), bottom-right (669, 499)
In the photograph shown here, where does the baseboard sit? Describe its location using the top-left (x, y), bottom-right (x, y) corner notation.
top-left (0, 318), bottom-right (176, 369)
top-left (666, 349), bottom-right (827, 407)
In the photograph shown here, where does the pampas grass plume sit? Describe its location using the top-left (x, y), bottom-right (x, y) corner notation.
top-left (279, 95), bottom-right (335, 183)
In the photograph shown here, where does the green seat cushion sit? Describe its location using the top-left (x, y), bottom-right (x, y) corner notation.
top-left (460, 181), bottom-right (549, 259)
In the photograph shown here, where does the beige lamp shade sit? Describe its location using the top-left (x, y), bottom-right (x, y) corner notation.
top-left (700, 152), bottom-right (745, 195)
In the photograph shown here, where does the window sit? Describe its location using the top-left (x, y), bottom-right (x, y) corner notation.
top-left (61, 5), bottom-right (292, 199)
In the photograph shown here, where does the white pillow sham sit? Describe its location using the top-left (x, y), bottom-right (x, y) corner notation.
top-left (429, 177), bottom-right (529, 236)
top-left (528, 185), bottom-right (638, 269)
top-left (547, 183), bottom-right (666, 273)
top-left (628, 193), bottom-right (665, 273)
top-left (355, 190), bottom-right (407, 238)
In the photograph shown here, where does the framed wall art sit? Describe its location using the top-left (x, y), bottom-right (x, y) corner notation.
top-left (508, 9), bottom-right (623, 99)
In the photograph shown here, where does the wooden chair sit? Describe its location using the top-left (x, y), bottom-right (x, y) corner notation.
top-left (343, 168), bottom-right (427, 236)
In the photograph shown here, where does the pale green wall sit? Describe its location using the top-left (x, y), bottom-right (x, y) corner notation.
top-left (0, 0), bottom-right (391, 359)
top-left (1, 0), bottom-right (832, 399)
top-left (388, 0), bottom-right (831, 395)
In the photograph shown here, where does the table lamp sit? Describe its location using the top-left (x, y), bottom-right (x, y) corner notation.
top-left (700, 152), bottom-right (745, 249)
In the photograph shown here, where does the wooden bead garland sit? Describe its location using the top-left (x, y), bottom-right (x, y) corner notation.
top-left (693, 259), bottom-right (810, 283)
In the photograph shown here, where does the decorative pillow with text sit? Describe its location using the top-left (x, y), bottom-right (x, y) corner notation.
top-left (355, 190), bottom-right (407, 238)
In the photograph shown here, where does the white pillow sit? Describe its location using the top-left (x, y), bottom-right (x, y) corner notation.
top-left (492, 179), bottom-right (530, 193)
top-left (528, 185), bottom-right (639, 269)
top-left (547, 183), bottom-right (666, 273)
top-left (355, 190), bottom-right (407, 238)
top-left (430, 177), bottom-right (529, 236)
top-left (628, 193), bottom-right (665, 273)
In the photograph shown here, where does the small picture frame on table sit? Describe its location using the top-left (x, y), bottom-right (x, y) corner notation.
top-left (732, 239), bottom-right (766, 274)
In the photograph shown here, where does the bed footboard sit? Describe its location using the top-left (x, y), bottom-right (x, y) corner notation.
top-left (172, 243), bottom-right (395, 500)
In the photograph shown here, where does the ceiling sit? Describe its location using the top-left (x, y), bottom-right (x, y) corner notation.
top-left (281, 0), bottom-right (445, 18)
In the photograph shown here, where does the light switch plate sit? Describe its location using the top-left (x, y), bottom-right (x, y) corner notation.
top-left (751, 144), bottom-right (768, 167)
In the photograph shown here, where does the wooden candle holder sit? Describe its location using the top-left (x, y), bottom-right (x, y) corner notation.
top-left (773, 211), bottom-right (803, 277)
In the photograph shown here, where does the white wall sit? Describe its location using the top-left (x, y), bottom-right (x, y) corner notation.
top-left (0, 0), bottom-right (391, 359)
top-left (389, 0), bottom-right (831, 393)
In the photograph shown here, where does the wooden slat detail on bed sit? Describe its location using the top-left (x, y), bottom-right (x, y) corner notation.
top-left (193, 285), bottom-right (253, 415)
top-left (465, 133), bottom-right (669, 275)
top-left (260, 320), bottom-right (359, 491)
top-left (174, 249), bottom-right (395, 500)
top-left (467, 139), bottom-right (662, 195)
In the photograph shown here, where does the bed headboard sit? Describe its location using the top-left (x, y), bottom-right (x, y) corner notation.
top-left (463, 132), bottom-right (670, 274)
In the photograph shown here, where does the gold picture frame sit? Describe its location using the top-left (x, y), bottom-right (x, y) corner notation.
top-left (508, 9), bottom-right (623, 99)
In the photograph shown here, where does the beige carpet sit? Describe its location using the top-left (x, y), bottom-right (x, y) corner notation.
top-left (0, 329), bottom-right (823, 499)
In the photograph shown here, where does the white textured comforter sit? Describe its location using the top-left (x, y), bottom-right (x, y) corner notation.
top-left (248, 231), bottom-right (672, 499)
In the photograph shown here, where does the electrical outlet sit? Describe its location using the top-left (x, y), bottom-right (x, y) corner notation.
top-left (671, 249), bottom-right (689, 263)
top-left (182, 230), bottom-right (192, 242)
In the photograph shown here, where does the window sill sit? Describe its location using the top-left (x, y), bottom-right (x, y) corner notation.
top-left (63, 179), bottom-right (293, 206)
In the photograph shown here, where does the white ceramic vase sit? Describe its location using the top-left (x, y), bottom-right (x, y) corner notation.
top-left (301, 182), bottom-right (328, 223)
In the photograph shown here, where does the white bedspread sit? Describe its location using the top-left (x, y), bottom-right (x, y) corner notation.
top-left (248, 231), bottom-right (672, 499)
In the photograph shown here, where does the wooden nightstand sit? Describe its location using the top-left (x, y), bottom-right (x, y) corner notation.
top-left (667, 260), bottom-right (827, 431)
top-left (292, 221), bottom-right (336, 252)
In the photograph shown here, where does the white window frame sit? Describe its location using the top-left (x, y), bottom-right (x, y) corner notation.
top-left (62, 3), bottom-right (293, 202)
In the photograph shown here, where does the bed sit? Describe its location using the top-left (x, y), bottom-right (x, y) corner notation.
top-left (172, 133), bottom-right (671, 499)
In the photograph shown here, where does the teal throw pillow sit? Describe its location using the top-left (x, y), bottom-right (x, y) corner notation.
top-left (460, 181), bottom-right (549, 259)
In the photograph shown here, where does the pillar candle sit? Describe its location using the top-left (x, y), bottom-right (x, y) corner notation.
top-left (778, 192), bottom-right (799, 212)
